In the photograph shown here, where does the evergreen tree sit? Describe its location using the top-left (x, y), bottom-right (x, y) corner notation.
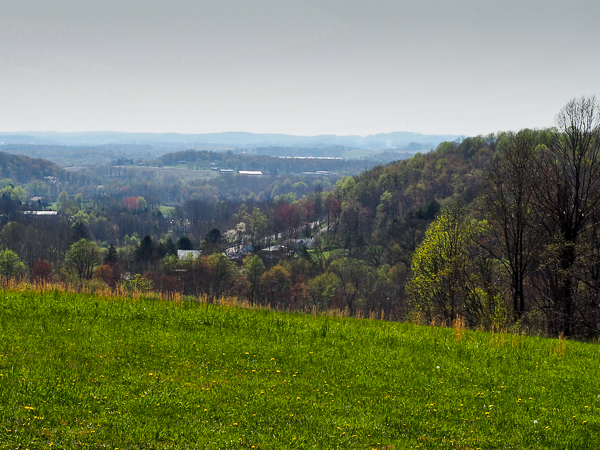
top-left (177, 235), bottom-right (193, 250)
top-left (71, 221), bottom-right (91, 243)
top-left (104, 244), bottom-right (118, 264)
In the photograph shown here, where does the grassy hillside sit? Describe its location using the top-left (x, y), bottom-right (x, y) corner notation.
top-left (0, 290), bottom-right (599, 449)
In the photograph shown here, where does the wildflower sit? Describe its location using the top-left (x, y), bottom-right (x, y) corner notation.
top-left (533, 420), bottom-right (538, 424)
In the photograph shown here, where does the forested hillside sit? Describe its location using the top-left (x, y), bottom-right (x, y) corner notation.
top-left (328, 135), bottom-right (494, 261)
top-left (0, 152), bottom-right (65, 184)
top-left (1, 98), bottom-right (599, 339)
top-left (0, 130), bottom-right (498, 329)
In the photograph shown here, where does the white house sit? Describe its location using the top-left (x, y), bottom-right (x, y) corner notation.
top-left (177, 250), bottom-right (201, 259)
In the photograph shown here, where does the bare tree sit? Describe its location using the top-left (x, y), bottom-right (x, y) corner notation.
top-left (535, 96), bottom-right (600, 336)
top-left (481, 129), bottom-right (544, 319)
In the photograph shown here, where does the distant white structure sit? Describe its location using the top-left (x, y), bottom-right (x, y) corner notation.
top-left (301, 171), bottom-right (337, 176)
top-left (177, 250), bottom-right (201, 259)
top-left (21, 210), bottom-right (58, 216)
top-left (278, 156), bottom-right (343, 160)
top-left (238, 170), bottom-right (262, 175)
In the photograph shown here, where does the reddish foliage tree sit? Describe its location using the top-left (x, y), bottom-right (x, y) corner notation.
top-left (31, 259), bottom-right (53, 282)
top-left (122, 196), bottom-right (141, 210)
top-left (94, 262), bottom-right (122, 289)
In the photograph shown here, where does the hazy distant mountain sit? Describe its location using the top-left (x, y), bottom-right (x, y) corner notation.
top-left (0, 131), bottom-right (463, 149)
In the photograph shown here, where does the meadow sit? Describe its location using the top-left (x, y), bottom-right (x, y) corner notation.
top-left (0, 289), bottom-right (599, 449)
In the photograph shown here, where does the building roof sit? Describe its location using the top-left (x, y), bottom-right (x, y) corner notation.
top-left (177, 250), bottom-right (201, 259)
top-left (21, 210), bottom-right (58, 216)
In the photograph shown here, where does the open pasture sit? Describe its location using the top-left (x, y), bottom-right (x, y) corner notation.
top-left (0, 290), bottom-right (599, 449)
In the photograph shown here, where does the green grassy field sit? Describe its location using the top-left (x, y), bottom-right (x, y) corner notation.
top-left (158, 206), bottom-right (176, 216)
top-left (0, 290), bottom-right (599, 449)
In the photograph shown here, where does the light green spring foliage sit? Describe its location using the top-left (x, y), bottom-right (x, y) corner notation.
top-left (407, 202), bottom-right (480, 325)
top-left (0, 291), bottom-right (599, 449)
top-left (24, 180), bottom-right (49, 198)
top-left (0, 185), bottom-right (27, 203)
top-left (57, 190), bottom-right (69, 205)
top-left (64, 239), bottom-right (102, 281)
top-left (121, 273), bottom-right (153, 294)
top-left (307, 272), bottom-right (339, 309)
top-left (0, 250), bottom-right (26, 278)
top-left (136, 196), bottom-right (147, 209)
top-left (243, 254), bottom-right (265, 284)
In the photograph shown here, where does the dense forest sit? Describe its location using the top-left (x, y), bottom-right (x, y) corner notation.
top-left (1, 97), bottom-right (600, 339)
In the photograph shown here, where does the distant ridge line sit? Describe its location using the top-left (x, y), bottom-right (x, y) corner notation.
top-left (0, 131), bottom-right (464, 149)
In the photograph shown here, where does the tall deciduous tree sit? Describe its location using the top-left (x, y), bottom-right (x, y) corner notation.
top-left (243, 254), bottom-right (265, 305)
top-left (0, 249), bottom-right (27, 279)
top-left (534, 96), bottom-right (600, 336)
top-left (208, 253), bottom-right (236, 300)
top-left (248, 207), bottom-right (268, 249)
top-left (406, 200), bottom-right (476, 326)
top-left (31, 259), bottom-right (53, 282)
top-left (64, 239), bottom-right (101, 280)
top-left (329, 257), bottom-right (375, 315)
top-left (482, 129), bottom-right (544, 319)
top-left (261, 264), bottom-right (291, 308)
top-left (307, 272), bottom-right (339, 310)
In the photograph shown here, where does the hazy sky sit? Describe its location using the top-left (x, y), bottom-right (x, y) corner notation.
top-left (1, 0), bottom-right (599, 136)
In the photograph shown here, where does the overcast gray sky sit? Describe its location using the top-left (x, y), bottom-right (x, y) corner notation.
top-left (1, 0), bottom-right (598, 136)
